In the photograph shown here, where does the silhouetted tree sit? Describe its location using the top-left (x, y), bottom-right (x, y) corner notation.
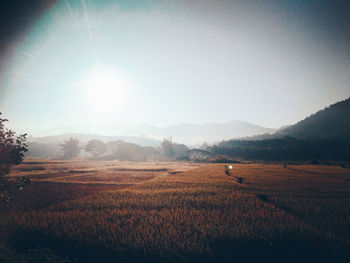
top-left (161, 139), bottom-right (175, 160)
top-left (115, 142), bottom-right (145, 161)
top-left (60, 137), bottom-right (81, 159)
top-left (0, 113), bottom-right (29, 203)
top-left (85, 139), bottom-right (106, 159)
top-left (172, 143), bottom-right (189, 160)
top-left (186, 149), bottom-right (211, 162)
top-left (210, 136), bottom-right (350, 162)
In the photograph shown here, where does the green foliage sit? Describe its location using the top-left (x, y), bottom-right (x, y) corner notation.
top-left (0, 113), bottom-right (27, 180)
top-left (0, 112), bottom-right (29, 203)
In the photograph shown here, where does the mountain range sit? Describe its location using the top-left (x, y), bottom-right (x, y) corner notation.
top-left (126, 97), bottom-right (350, 144)
top-left (28, 134), bottom-right (161, 147)
top-left (124, 121), bottom-right (276, 145)
top-left (27, 120), bottom-right (277, 146)
top-left (27, 97), bottom-right (350, 147)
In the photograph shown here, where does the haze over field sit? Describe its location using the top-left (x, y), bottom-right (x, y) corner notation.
top-left (1, 0), bottom-right (350, 137)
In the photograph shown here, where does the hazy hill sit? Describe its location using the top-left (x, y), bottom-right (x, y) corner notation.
top-left (26, 121), bottom-right (276, 146)
top-left (28, 133), bottom-right (161, 147)
top-left (276, 97), bottom-right (350, 139)
top-left (212, 98), bottom-right (350, 162)
top-left (125, 120), bottom-right (276, 145)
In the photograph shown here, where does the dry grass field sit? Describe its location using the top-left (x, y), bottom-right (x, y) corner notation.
top-left (1, 160), bottom-right (350, 262)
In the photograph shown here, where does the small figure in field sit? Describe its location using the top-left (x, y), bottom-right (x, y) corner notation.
top-left (224, 165), bottom-right (230, 176)
top-left (283, 160), bottom-right (287, 168)
top-left (224, 165), bottom-right (233, 176)
top-left (237, 177), bottom-right (243, 184)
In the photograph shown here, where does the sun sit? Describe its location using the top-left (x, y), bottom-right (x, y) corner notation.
top-left (85, 67), bottom-right (127, 115)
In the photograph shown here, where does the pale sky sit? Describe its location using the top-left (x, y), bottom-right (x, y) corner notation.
top-left (1, 0), bottom-right (349, 133)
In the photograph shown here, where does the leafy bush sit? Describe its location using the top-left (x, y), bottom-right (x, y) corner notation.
top-left (0, 113), bottom-right (29, 204)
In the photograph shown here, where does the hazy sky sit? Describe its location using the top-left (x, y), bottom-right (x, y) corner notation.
top-left (1, 0), bottom-right (349, 133)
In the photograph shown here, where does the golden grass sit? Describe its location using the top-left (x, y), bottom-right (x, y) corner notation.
top-left (2, 161), bottom-right (350, 262)
top-left (9, 160), bottom-right (201, 184)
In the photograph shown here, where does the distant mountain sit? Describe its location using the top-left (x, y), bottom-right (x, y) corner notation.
top-left (125, 120), bottom-right (276, 145)
top-left (210, 98), bottom-right (350, 162)
top-left (26, 121), bottom-right (276, 146)
top-left (28, 133), bottom-right (161, 147)
top-left (276, 97), bottom-right (350, 139)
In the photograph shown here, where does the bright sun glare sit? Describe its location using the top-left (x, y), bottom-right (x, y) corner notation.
top-left (85, 67), bottom-right (127, 116)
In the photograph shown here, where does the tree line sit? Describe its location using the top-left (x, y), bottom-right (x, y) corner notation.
top-left (27, 138), bottom-right (211, 162)
top-left (208, 136), bottom-right (350, 162)
top-left (27, 135), bottom-right (350, 163)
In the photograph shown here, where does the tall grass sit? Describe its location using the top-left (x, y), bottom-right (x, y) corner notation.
top-left (1, 162), bottom-right (350, 262)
